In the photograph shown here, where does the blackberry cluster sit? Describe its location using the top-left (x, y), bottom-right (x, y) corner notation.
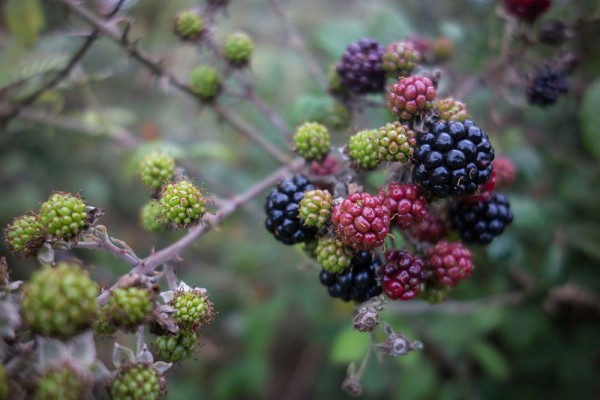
top-left (412, 120), bottom-right (494, 197)
top-left (527, 67), bottom-right (568, 107)
top-left (319, 251), bottom-right (382, 303)
top-left (336, 39), bottom-right (385, 95)
top-left (450, 193), bottom-right (513, 244)
top-left (265, 175), bottom-right (317, 245)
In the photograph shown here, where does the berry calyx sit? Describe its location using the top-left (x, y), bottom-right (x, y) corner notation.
top-left (137, 151), bottom-right (176, 191)
top-left (140, 201), bottom-right (167, 233)
top-left (153, 330), bottom-right (198, 362)
top-left (3, 213), bottom-right (46, 258)
top-left (319, 250), bottom-right (382, 302)
top-left (387, 75), bottom-right (436, 120)
top-left (412, 120), bottom-right (495, 197)
top-left (332, 192), bottom-right (391, 250)
top-left (503, 0), bottom-right (552, 23)
top-left (298, 189), bottom-right (333, 228)
top-left (105, 287), bottom-right (154, 331)
top-left (39, 192), bottom-right (88, 240)
top-left (173, 10), bottom-right (204, 41)
top-left (189, 66), bottom-right (221, 100)
top-left (293, 122), bottom-right (330, 161)
top-left (223, 32), bottom-right (254, 67)
top-left (21, 262), bottom-right (99, 339)
top-left (110, 363), bottom-right (165, 400)
top-left (336, 39), bottom-right (385, 94)
top-left (378, 183), bottom-right (428, 230)
top-left (376, 122), bottom-right (416, 163)
top-left (450, 193), bottom-right (513, 244)
top-left (315, 236), bottom-right (354, 273)
top-left (381, 249), bottom-right (426, 301)
top-left (425, 241), bottom-right (474, 287)
top-left (382, 40), bottom-right (421, 78)
top-left (170, 288), bottom-right (214, 332)
top-left (159, 180), bottom-right (207, 228)
top-left (265, 175), bottom-right (317, 245)
top-left (436, 97), bottom-right (470, 122)
top-left (348, 129), bottom-right (380, 171)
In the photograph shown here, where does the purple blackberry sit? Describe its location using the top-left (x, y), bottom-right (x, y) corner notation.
top-left (412, 120), bottom-right (495, 198)
top-left (450, 193), bottom-right (513, 244)
top-left (336, 39), bottom-right (385, 95)
top-left (319, 251), bottom-right (382, 303)
top-left (265, 175), bottom-right (317, 245)
top-left (527, 66), bottom-right (568, 107)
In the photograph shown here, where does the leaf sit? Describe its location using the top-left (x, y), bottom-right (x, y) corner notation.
top-left (313, 20), bottom-right (368, 59)
top-left (288, 95), bottom-right (333, 126)
top-left (4, 0), bottom-right (46, 47)
top-left (329, 325), bottom-right (370, 364)
top-left (0, 53), bottom-right (69, 91)
top-left (469, 340), bottom-right (510, 381)
top-left (567, 225), bottom-right (600, 262)
top-left (580, 78), bottom-right (600, 161)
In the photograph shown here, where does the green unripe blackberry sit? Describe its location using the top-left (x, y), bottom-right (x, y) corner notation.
top-left (423, 285), bottom-right (452, 304)
top-left (138, 152), bottom-right (176, 191)
top-left (293, 122), bottom-right (330, 161)
top-left (436, 97), bottom-right (470, 122)
top-left (382, 40), bottom-right (421, 78)
top-left (377, 122), bottom-right (416, 163)
top-left (106, 287), bottom-right (154, 331)
top-left (190, 66), bottom-right (221, 100)
top-left (170, 289), bottom-right (214, 332)
top-left (316, 236), bottom-right (353, 273)
top-left (302, 239), bottom-right (318, 259)
top-left (153, 330), bottom-right (198, 362)
top-left (21, 263), bottom-right (99, 339)
top-left (348, 129), bottom-right (380, 170)
top-left (33, 367), bottom-right (86, 400)
top-left (323, 102), bottom-right (351, 130)
top-left (327, 64), bottom-right (345, 94)
top-left (0, 365), bottom-right (7, 400)
top-left (4, 213), bottom-right (46, 257)
top-left (140, 201), bottom-right (167, 233)
top-left (298, 189), bottom-right (333, 228)
top-left (223, 32), bottom-right (253, 67)
top-left (173, 10), bottom-right (204, 41)
top-left (159, 180), bottom-right (206, 227)
top-left (94, 307), bottom-right (117, 335)
top-left (110, 364), bottom-right (165, 400)
top-left (39, 192), bottom-right (88, 240)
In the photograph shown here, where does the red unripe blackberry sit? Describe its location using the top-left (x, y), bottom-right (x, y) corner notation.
top-left (265, 175), bottom-right (317, 245)
top-left (387, 75), bottom-right (436, 120)
top-left (336, 39), bottom-right (386, 95)
top-left (450, 193), bottom-right (513, 244)
top-left (426, 241), bottom-right (474, 287)
top-left (332, 192), bottom-right (391, 250)
top-left (319, 250), bottom-right (382, 303)
top-left (503, 0), bottom-right (551, 23)
top-left (310, 154), bottom-right (340, 176)
top-left (493, 156), bottom-right (517, 187)
top-left (381, 250), bottom-right (425, 301)
top-left (409, 210), bottom-right (448, 244)
top-left (378, 183), bottom-right (428, 230)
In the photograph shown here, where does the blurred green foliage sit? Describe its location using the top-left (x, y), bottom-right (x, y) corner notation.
top-left (1, 0), bottom-right (600, 399)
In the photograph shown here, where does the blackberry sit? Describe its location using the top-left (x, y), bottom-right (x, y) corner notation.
top-left (387, 75), bottom-right (436, 120)
top-left (336, 39), bottom-right (385, 95)
top-left (450, 193), bottom-right (513, 244)
top-left (412, 120), bottom-right (494, 198)
top-left (265, 175), bottom-right (317, 245)
top-left (426, 241), bottom-right (474, 287)
top-left (503, 0), bottom-right (551, 23)
top-left (378, 183), bottom-right (428, 230)
top-left (409, 210), bottom-right (448, 244)
top-left (381, 249), bottom-right (425, 301)
top-left (173, 10), bottom-right (204, 41)
top-left (527, 66), bottom-right (568, 107)
top-left (319, 251), bottom-right (382, 303)
top-left (382, 41), bottom-right (421, 79)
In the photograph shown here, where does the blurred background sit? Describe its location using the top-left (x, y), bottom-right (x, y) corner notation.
top-left (1, 0), bottom-right (600, 398)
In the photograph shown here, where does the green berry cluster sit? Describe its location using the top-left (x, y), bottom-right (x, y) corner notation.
top-left (377, 122), bottom-right (416, 163)
top-left (170, 289), bottom-right (214, 331)
top-left (223, 32), bottom-right (254, 66)
top-left (348, 129), bottom-right (380, 170)
top-left (105, 287), bottom-right (154, 331)
top-left (138, 151), bottom-right (176, 191)
top-left (293, 122), bottom-right (331, 161)
top-left (3, 214), bottom-right (45, 257)
top-left (140, 200), bottom-right (167, 233)
top-left (382, 40), bottom-right (422, 78)
top-left (436, 97), bottom-right (470, 122)
top-left (159, 180), bottom-right (207, 227)
top-left (21, 263), bottom-right (99, 339)
top-left (174, 10), bottom-right (204, 41)
top-left (110, 364), bottom-right (165, 400)
top-left (153, 330), bottom-right (199, 362)
top-left (298, 189), bottom-right (333, 228)
top-left (189, 66), bottom-right (221, 100)
top-left (316, 237), bottom-right (353, 273)
top-left (33, 367), bottom-right (86, 400)
top-left (39, 192), bottom-right (88, 240)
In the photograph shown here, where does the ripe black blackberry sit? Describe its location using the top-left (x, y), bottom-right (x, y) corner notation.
top-left (527, 67), bottom-right (569, 107)
top-left (265, 175), bottom-right (317, 245)
top-left (450, 193), bottom-right (513, 244)
top-left (412, 120), bottom-right (494, 198)
top-left (319, 251), bottom-right (382, 303)
top-left (336, 39), bottom-right (385, 95)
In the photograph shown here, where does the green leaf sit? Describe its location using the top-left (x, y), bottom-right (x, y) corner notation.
top-left (0, 53), bottom-right (68, 90)
top-left (313, 20), bottom-right (368, 59)
top-left (4, 0), bottom-right (46, 47)
top-left (329, 325), bottom-right (370, 364)
top-left (580, 78), bottom-right (600, 161)
top-left (288, 95), bottom-right (333, 126)
top-left (566, 225), bottom-right (600, 262)
top-left (469, 341), bottom-right (510, 381)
